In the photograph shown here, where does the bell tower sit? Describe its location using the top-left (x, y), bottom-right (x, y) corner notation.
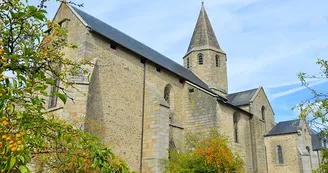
top-left (183, 2), bottom-right (228, 94)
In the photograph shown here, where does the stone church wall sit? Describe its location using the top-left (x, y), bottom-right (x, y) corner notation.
top-left (218, 103), bottom-right (254, 173)
top-left (184, 86), bottom-right (218, 132)
top-left (265, 134), bottom-right (301, 173)
top-left (251, 88), bottom-right (275, 173)
top-left (84, 33), bottom-right (145, 171)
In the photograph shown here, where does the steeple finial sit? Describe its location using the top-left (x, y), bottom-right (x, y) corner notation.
top-left (202, 0), bottom-right (204, 6)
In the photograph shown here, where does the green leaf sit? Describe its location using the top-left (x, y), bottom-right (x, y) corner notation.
top-left (54, 92), bottom-right (67, 104)
top-left (19, 165), bottom-right (29, 173)
top-left (9, 157), bottom-right (16, 170)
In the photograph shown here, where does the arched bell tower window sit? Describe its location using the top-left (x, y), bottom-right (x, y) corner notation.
top-left (198, 53), bottom-right (203, 65)
top-left (277, 145), bottom-right (283, 164)
top-left (233, 113), bottom-right (240, 143)
top-left (215, 55), bottom-right (220, 67)
top-left (261, 106), bottom-right (266, 121)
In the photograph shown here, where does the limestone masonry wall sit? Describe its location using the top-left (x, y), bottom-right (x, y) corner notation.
top-left (265, 134), bottom-right (301, 173)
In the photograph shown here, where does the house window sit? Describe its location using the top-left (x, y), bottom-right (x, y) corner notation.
top-left (233, 113), bottom-right (239, 143)
top-left (277, 145), bottom-right (283, 164)
top-left (198, 53), bottom-right (203, 65)
top-left (187, 58), bottom-right (190, 68)
top-left (215, 55), bottom-right (220, 67)
top-left (261, 106), bottom-right (266, 121)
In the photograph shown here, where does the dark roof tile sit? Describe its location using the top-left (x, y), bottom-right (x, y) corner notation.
top-left (265, 119), bottom-right (300, 137)
top-left (227, 88), bottom-right (258, 106)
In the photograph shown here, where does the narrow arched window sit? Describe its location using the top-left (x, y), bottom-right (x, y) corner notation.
top-left (198, 53), bottom-right (203, 65)
top-left (164, 84), bottom-right (172, 105)
top-left (215, 55), bottom-right (220, 67)
top-left (233, 113), bottom-right (239, 143)
top-left (261, 106), bottom-right (266, 121)
top-left (277, 145), bottom-right (283, 164)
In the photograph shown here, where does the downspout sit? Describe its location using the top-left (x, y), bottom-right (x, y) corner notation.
top-left (249, 102), bottom-right (257, 173)
top-left (317, 150), bottom-right (321, 169)
top-left (140, 59), bottom-right (147, 173)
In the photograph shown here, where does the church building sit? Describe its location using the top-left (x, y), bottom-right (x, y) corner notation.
top-left (49, 2), bottom-right (324, 173)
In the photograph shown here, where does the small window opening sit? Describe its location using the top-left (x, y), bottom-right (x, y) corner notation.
top-left (187, 58), bottom-right (190, 68)
top-left (156, 67), bottom-right (161, 72)
top-left (277, 145), bottom-right (284, 164)
top-left (48, 65), bottom-right (62, 109)
top-left (215, 55), bottom-right (220, 67)
top-left (164, 84), bottom-right (172, 105)
top-left (233, 113), bottom-right (239, 143)
top-left (110, 43), bottom-right (117, 50)
top-left (198, 53), bottom-right (203, 65)
top-left (261, 106), bottom-right (266, 121)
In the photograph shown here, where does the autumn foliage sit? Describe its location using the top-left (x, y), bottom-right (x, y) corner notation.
top-left (162, 130), bottom-right (244, 173)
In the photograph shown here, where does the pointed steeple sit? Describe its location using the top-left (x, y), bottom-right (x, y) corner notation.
top-left (186, 3), bottom-right (223, 54)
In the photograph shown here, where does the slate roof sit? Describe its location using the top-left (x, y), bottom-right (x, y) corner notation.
top-left (265, 119), bottom-right (300, 137)
top-left (311, 133), bottom-right (324, 151)
top-left (187, 4), bottom-right (224, 55)
top-left (227, 88), bottom-right (258, 106)
top-left (70, 6), bottom-right (212, 92)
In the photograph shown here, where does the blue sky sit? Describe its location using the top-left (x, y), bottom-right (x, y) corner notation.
top-left (34, 0), bottom-right (328, 123)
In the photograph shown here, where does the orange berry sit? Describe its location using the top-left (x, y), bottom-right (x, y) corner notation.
top-left (15, 134), bottom-right (21, 138)
top-left (11, 147), bottom-right (17, 152)
top-left (8, 144), bottom-right (13, 148)
top-left (1, 135), bottom-right (6, 139)
top-left (17, 140), bottom-right (22, 145)
top-left (6, 137), bottom-right (11, 141)
top-left (17, 148), bottom-right (21, 152)
top-left (9, 140), bottom-right (14, 144)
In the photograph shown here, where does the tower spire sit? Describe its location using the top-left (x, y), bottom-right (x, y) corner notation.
top-left (186, 3), bottom-right (223, 55)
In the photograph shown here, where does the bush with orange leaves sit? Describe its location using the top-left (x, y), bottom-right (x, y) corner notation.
top-left (162, 130), bottom-right (244, 173)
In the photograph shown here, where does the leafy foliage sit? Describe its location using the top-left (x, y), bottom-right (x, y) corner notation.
top-left (0, 0), bottom-right (131, 172)
top-left (295, 58), bottom-right (328, 172)
top-left (162, 130), bottom-right (244, 173)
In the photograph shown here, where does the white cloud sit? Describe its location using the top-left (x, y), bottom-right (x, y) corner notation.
top-left (271, 80), bottom-right (328, 100)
